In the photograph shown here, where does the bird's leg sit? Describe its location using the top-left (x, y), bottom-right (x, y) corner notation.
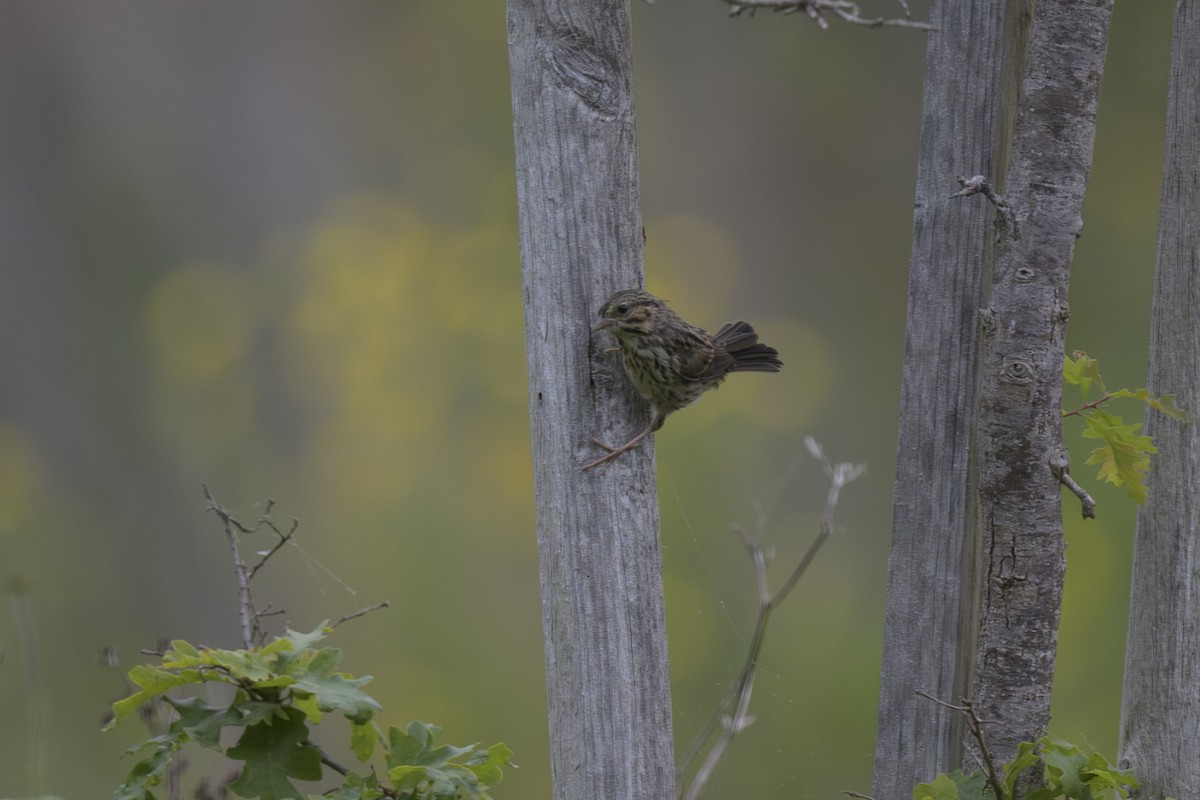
top-left (581, 420), bottom-right (657, 471)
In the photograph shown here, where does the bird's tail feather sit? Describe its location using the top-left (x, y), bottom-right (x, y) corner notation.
top-left (713, 321), bottom-right (783, 372)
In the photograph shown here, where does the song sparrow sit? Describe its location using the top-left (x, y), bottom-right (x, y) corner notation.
top-left (582, 289), bottom-right (783, 471)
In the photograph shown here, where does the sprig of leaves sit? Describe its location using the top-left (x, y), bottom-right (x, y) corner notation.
top-left (107, 626), bottom-right (512, 800)
top-left (913, 735), bottom-right (1138, 800)
top-left (1062, 351), bottom-right (1187, 504)
top-left (106, 495), bottom-right (512, 800)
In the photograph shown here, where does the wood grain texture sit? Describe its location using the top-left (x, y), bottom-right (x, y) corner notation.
top-left (506, 2), bottom-right (676, 799)
top-left (871, 1), bottom-right (1012, 795)
top-left (1119, 3), bottom-right (1200, 796)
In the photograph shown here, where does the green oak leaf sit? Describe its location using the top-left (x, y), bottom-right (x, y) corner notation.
top-left (106, 665), bottom-right (203, 729)
top-left (1081, 750), bottom-right (1138, 793)
top-left (1110, 388), bottom-right (1189, 422)
top-left (227, 707), bottom-right (322, 800)
top-left (237, 700), bottom-right (292, 727)
top-left (161, 639), bottom-right (205, 666)
top-left (291, 648), bottom-right (380, 724)
top-left (387, 721), bottom-right (472, 768)
top-left (350, 721), bottom-right (377, 762)
top-left (1083, 409), bottom-right (1156, 503)
top-left (114, 734), bottom-right (183, 800)
top-left (293, 690), bottom-right (324, 723)
top-left (284, 624), bottom-right (331, 652)
top-left (384, 722), bottom-right (501, 799)
top-left (313, 771), bottom-right (385, 800)
top-left (1002, 739), bottom-right (1042, 799)
top-left (1040, 736), bottom-right (1090, 798)
top-left (1063, 352), bottom-right (1102, 401)
top-left (166, 696), bottom-right (243, 750)
top-left (464, 742), bottom-right (514, 788)
top-left (206, 648), bottom-right (273, 682)
top-left (912, 772), bottom-right (964, 800)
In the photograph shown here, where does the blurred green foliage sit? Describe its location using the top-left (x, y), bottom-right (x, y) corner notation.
top-left (914, 735), bottom-right (1137, 800)
top-left (0, 1), bottom-right (1178, 798)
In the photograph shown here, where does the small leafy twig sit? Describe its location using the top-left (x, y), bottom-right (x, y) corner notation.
top-left (1061, 352), bottom-right (1188, 506)
top-left (677, 438), bottom-right (866, 800)
top-left (1061, 393), bottom-right (1112, 420)
top-left (722, 0), bottom-right (933, 30)
top-left (911, 732), bottom-right (1140, 800)
top-left (915, 691), bottom-right (1005, 800)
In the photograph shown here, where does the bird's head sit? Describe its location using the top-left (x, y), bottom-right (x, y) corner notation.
top-left (595, 289), bottom-right (666, 336)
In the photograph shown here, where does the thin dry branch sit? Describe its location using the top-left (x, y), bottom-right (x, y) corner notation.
top-left (677, 438), bottom-right (866, 800)
top-left (951, 174), bottom-right (1009, 210)
top-left (330, 601), bottom-right (392, 629)
top-left (200, 488), bottom-right (305, 646)
top-left (1050, 451), bottom-right (1097, 520)
top-left (305, 738), bottom-right (351, 776)
top-left (915, 691), bottom-right (1005, 800)
top-left (246, 518), bottom-right (300, 582)
top-left (722, 0), bottom-right (933, 30)
top-left (203, 485), bottom-right (260, 648)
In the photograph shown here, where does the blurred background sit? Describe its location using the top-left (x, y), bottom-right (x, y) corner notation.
top-left (0, 2), bottom-right (1174, 798)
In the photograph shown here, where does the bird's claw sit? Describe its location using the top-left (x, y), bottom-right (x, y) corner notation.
top-left (581, 439), bottom-right (638, 471)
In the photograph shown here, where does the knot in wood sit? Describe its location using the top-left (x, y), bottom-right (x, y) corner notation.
top-left (1014, 266), bottom-right (1036, 283)
top-left (1001, 357), bottom-right (1036, 384)
top-left (542, 28), bottom-right (623, 118)
top-left (1049, 447), bottom-right (1070, 477)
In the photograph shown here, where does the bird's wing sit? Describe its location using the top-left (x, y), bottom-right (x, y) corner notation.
top-left (677, 332), bottom-right (721, 382)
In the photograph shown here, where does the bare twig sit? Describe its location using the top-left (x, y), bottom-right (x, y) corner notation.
top-left (723, 0), bottom-right (933, 30)
top-left (1061, 392), bottom-right (1114, 418)
top-left (246, 518), bottom-right (300, 582)
top-left (202, 489), bottom-right (305, 646)
top-left (951, 174), bottom-right (1010, 210)
top-left (1058, 472), bottom-right (1097, 519)
top-left (952, 175), bottom-right (1017, 235)
top-left (204, 486), bottom-right (259, 648)
top-left (330, 601), bottom-right (392, 629)
top-left (305, 738), bottom-right (351, 776)
top-left (915, 691), bottom-right (1006, 800)
top-left (1049, 452), bottom-right (1097, 520)
top-left (678, 438), bottom-right (866, 800)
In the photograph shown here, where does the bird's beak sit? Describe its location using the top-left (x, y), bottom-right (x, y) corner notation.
top-left (593, 318), bottom-right (615, 333)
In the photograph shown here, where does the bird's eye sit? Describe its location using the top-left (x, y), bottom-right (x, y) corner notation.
top-left (616, 303), bottom-right (629, 314)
